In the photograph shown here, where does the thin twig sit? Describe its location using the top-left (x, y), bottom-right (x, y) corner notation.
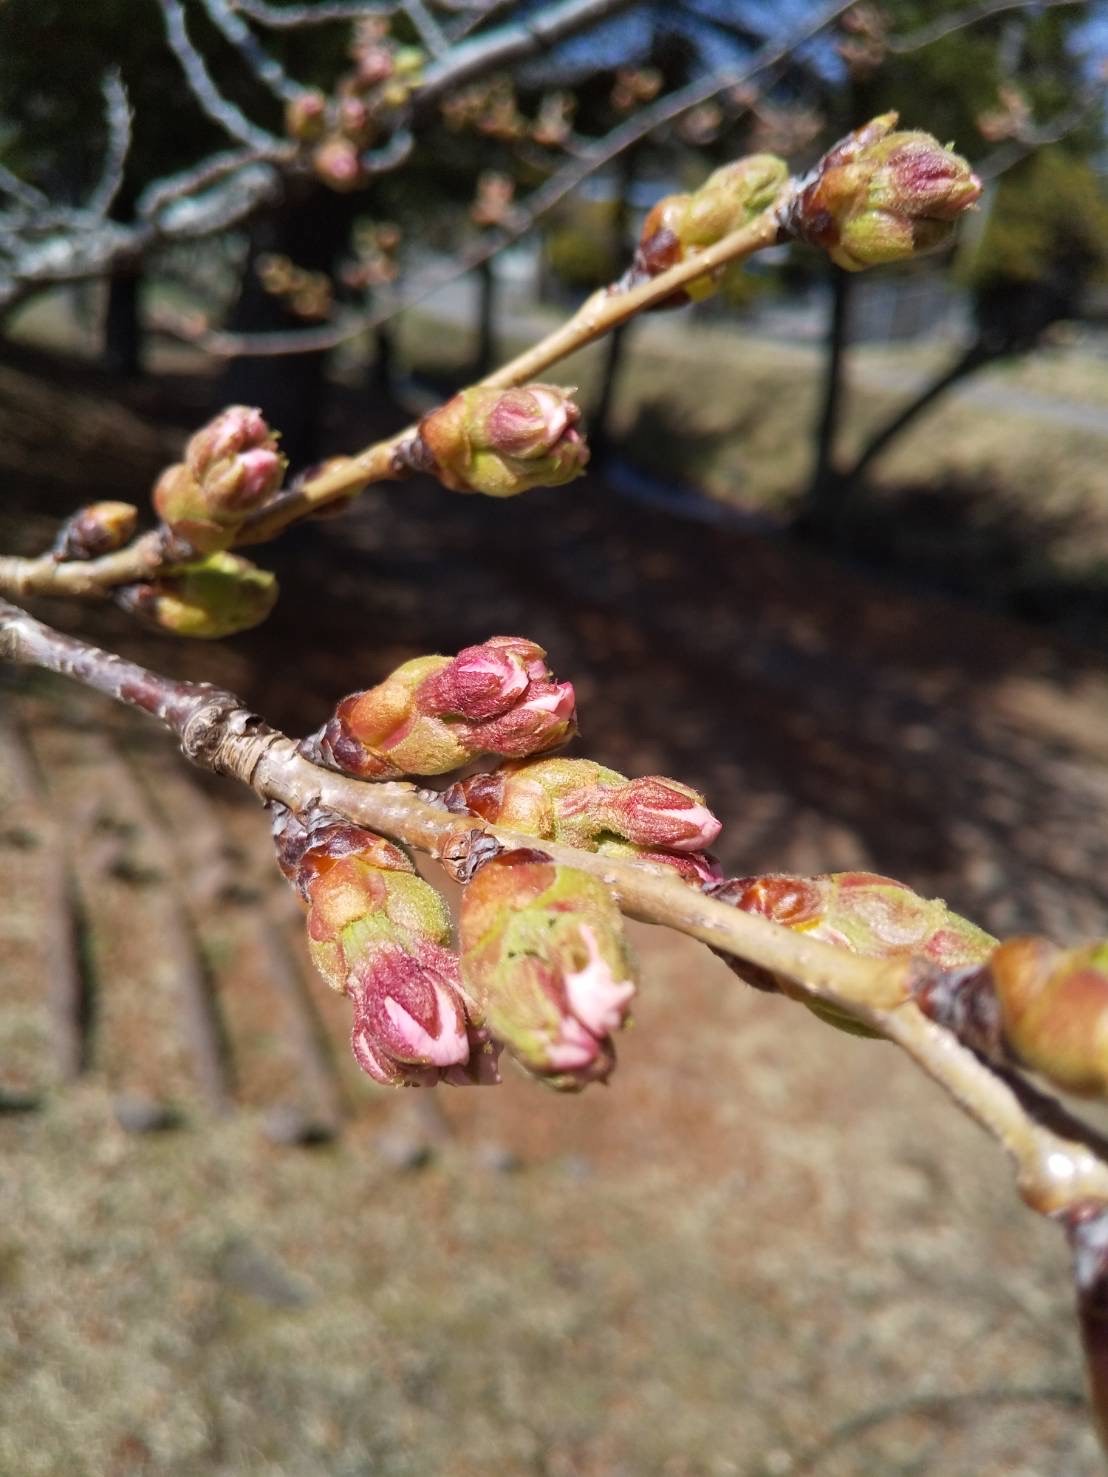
top-left (86, 70), bottom-right (133, 220)
top-left (230, 0), bottom-right (395, 27)
top-left (2, 594), bottom-right (1108, 1220)
top-left (158, 0), bottom-right (283, 152)
top-left (201, 0), bottom-right (305, 105)
top-left (888, 0), bottom-right (1085, 53)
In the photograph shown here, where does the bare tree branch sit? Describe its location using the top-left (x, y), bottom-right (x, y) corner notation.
top-left (201, 0), bottom-right (306, 104)
top-left (158, 0), bottom-right (283, 151)
top-left (86, 70), bottom-right (134, 220)
top-left (229, 0), bottom-right (395, 27)
top-left (888, 0), bottom-right (1085, 53)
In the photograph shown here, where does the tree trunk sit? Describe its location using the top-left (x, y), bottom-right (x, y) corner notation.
top-left (103, 268), bottom-right (143, 379)
top-left (471, 257), bottom-right (497, 379)
top-left (219, 184), bottom-right (354, 470)
top-left (802, 265), bottom-right (853, 538)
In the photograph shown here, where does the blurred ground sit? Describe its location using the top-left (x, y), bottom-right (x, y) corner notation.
top-left (3, 345), bottom-right (1108, 1474)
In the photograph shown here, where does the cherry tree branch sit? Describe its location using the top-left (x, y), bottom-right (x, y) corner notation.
top-left (0, 199), bottom-right (786, 596)
top-left (2, 592), bottom-right (1108, 1221)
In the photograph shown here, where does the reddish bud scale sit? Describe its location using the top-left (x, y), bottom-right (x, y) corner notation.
top-left (318, 638), bottom-right (577, 781)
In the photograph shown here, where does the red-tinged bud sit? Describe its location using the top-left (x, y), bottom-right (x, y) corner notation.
top-left (338, 95), bottom-right (374, 145)
top-left (317, 640), bottom-right (576, 780)
top-left (595, 776), bottom-right (721, 853)
top-left (117, 551), bottom-right (277, 639)
top-left (353, 43), bottom-right (394, 89)
top-left (971, 938), bottom-right (1108, 1098)
top-left (460, 852), bottom-right (636, 1091)
top-left (155, 407), bottom-right (285, 553)
top-left (271, 804), bottom-right (414, 900)
top-left (633, 154), bottom-right (788, 303)
top-left (416, 635), bottom-right (544, 720)
top-left (596, 839), bottom-right (722, 887)
top-left (285, 89), bottom-right (327, 143)
top-left (781, 112), bottom-right (982, 271)
top-left (53, 501), bottom-right (138, 561)
top-left (349, 941), bottom-right (471, 1086)
top-left (313, 136), bottom-right (364, 192)
top-left (415, 384), bottom-right (589, 498)
top-left (710, 871), bottom-right (995, 1035)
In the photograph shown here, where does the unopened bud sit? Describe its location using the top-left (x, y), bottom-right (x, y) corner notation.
top-left (971, 938), bottom-right (1108, 1098)
top-left (415, 385), bottom-right (589, 497)
top-left (313, 136), bottom-right (364, 192)
top-left (285, 89), bottom-right (327, 143)
top-left (446, 756), bottom-right (720, 855)
top-left (634, 154), bottom-right (788, 302)
top-left (154, 406), bottom-right (285, 553)
top-left (117, 551), bottom-right (277, 639)
top-left (318, 638), bottom-right (576, 780)
top-left (293, 819), bottom-right (498, 1086)
top-left (460, 851), bottom-right (636, 1090)
top-left (781, 112), bottom-right (982, 271)
top-left (54, 501), bottom-right (138, 561)
top-left (711, 871), bottom-right (994, 1034)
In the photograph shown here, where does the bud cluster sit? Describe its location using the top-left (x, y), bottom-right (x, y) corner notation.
top-left (411, 385), bottom-right (589, 498)
top-left (117, 550), bottom-right (277, 639)
top-left (631, 154), bottom-right (789, 303)
top-left (152, 405), bottom-right (286, 555)
top-left (285, 21), bottom-right (423, 193)
top-left (460, 850), bottom-right (638, 1091)
top-left (780, 112), bottom-right (982, 271)
top-left (444, 756), bottom-right (721, 885)
top-left (274, 807), bottom-right (498, 1088)
top-left (711, 871), bottom-right (995, 1035)
top-left (317, 636), bottom-right (576, 780)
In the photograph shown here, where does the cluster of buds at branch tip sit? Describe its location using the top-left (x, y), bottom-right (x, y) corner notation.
top-left (710, 871), bottom-right (995, 1035)
top-left (443, 756), bottom-right (721, 884)
top-left (629, 154), bottom-right (789, 303)
top-left (116, 551), bottom-right (277, 639)
top-left (460, 850), bottom-right (637, 1091)
top-left (406, 385), bottom-right (589, 498)
top-left (52, 502), bottom-right (138, 561)
top-left (780, 112), bottom-right (982, 271)
top-left (917, 938), bottom-right (1108, 1101)
top-left (315, 637), bottom-right (576, 780)
top-left (153, 405), bottom-right (286, 555)
top-left (273, 807), bottom-right (498, 1088)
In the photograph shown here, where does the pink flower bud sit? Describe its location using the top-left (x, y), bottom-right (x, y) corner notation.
top-left (318, 640), bottom-right (576, 780)
top-left (349, 942), bottom-right (471, 1086)
top-left (313, 136), bottom-right (365, 192)
top-left (416, 385), bottom-right (589, 497)
top-left (155, 407), bottom-right (285, 552)
top-left (460, 852), bottom-right (636, 1091)
top-left (782, 112), bottom-right (982, 271)
top-left (596, 776), bottom-right (721, 852)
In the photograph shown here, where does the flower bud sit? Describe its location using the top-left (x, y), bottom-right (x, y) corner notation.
top-left (318, 638), bottom-right (576, 780)
top-left (117, 551), bottom-right (277, 639)
top-left (285, 89), bottom-right (327, 143)
top-left (313, 136), bottom-right (364, 192)
top-left (292, 821), bottom-right (499, 1087)
top-left (154, 406), bottom-right (285, 553)
top-left (460, 851), bottom-right (636, 1090)
top-left (53, 502), bottom-right (138, 561)
top-left (634, 154), bottom-right (789, 302)
top-left (781, 112), bottom-right (982, 271)
top-left (445, 756), bottom-right (720, 855)
top-left (710, 871), bottom-right (994, 1034)
top-left (971, 938), bottom-right (1108, 1098)
top-left (415, 385), bottom-right (589, 498)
